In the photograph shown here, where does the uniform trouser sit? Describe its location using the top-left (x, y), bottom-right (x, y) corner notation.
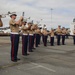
top-left (62, 35), bottom-right (65, 45)
top-left (10, 34), bottom-right (19, 61)
top-left (28, 35), bottom-right (33, 52)
top-left (38, 35), bottom-right (41, 45)
top-left (43, 35), bottom-right (47, 46)
top-left (36, 34), bottom-right (39, 47)
top-left (32, 35), bottom-right (34, 48)
top-left (57, 35), bottom-right (61, 45)
top-left (50, 37), bottom-right (54, 46)
top-left (42, 34), bottom-right (44, 43)
top-left (32, 34), bottom-right (36, 48)
top-left (33, 34), bottom-right (36, 48)
top-left (66, 34), bottom-right (69, 39)
top-left (73, 36), bottom-right (75, 44)
top-left (22, 35), bottom-right (28, 55)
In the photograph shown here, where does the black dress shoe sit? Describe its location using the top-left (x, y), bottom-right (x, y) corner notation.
top-left (36, 46), bottom-right (38, 47)
top-left (57, 44), bottom-right (60, 46)
top-left (31, 50), bottom-right (34, 52)
top-left (24, 54), bottom-right (29, 56)
top-left (11, 60), bottom-right (17, 62)
top-left (62, 44), bottom-right (66, 45)
top-left (29, 50), bottom-right (34, 52)
top-left (32, 48), bottom-right (36, 49)
top-left (17, 58), bottom-right (20, 61)
top-left (51, 45), bottom-right (54, 46)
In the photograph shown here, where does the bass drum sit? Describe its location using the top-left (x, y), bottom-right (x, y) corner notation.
top-left (0, 18), bottom-right (3, 27)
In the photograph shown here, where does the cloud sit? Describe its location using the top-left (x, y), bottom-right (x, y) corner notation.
top-left (0, 0), bottom-right (75, 29)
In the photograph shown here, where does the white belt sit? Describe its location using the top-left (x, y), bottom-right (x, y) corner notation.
top-left (29, 34), bottom-right (33, 36)
top-left (62, 34), bottom-right (66, 35)
top-left (23, 34), bottom-right (28, 35)
top-left (11, 32), bottom-right (19, 34)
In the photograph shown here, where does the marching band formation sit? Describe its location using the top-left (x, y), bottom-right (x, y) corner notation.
top-left (0, 13), bottom-right (75, 62)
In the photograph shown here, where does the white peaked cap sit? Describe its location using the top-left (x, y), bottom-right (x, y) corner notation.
top-left (33, 21), bottom-right (37, 24)
top-left (27, 19), bottom-right (33, 24)
top-left (22, 19), bottom-right (27, 22)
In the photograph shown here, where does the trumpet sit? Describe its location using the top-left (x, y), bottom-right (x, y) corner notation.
top-left (0, 11), bottom-right (16, 27)
top-left (0, 11), bottom-right (16, 18)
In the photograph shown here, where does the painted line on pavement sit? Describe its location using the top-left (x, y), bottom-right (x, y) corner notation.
top-left (31, 63), bottom-right (56, 73)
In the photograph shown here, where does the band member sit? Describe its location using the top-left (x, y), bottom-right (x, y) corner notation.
top-left (73, 29), bottom-right (75, 45)
top-left (31, 24), bottom-right (36, 49)
top-left (35, 25), bottom-right (41, 47)
top-left (49, 28), bottom-right (55, 46)
top-left (27, 21), bottom-right (33, 52)
top-left (41, 28), bottom-right (48, 46)
top-left (21, 19), bottom-right (29, 56)
top-left (0, 15), bottom-right (3, 27)
top-left (9, 14), bottom-right (23, 62)
top-left (61, 27), bottom-right (67, 45)
top-left (56, 25), bottom-right (62, 45)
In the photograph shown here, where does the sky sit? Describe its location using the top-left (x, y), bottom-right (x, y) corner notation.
top-left (0, 0), bottom-right (75, 30)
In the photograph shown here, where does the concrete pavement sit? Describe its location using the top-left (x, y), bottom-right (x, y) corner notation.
top-left (0, 36), bottom-right (75, 75)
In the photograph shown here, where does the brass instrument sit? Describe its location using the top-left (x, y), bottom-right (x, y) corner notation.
top-left (0, 15), bottom-right (3, 27)
top-left (0, 11), bottom-right (16, 27)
